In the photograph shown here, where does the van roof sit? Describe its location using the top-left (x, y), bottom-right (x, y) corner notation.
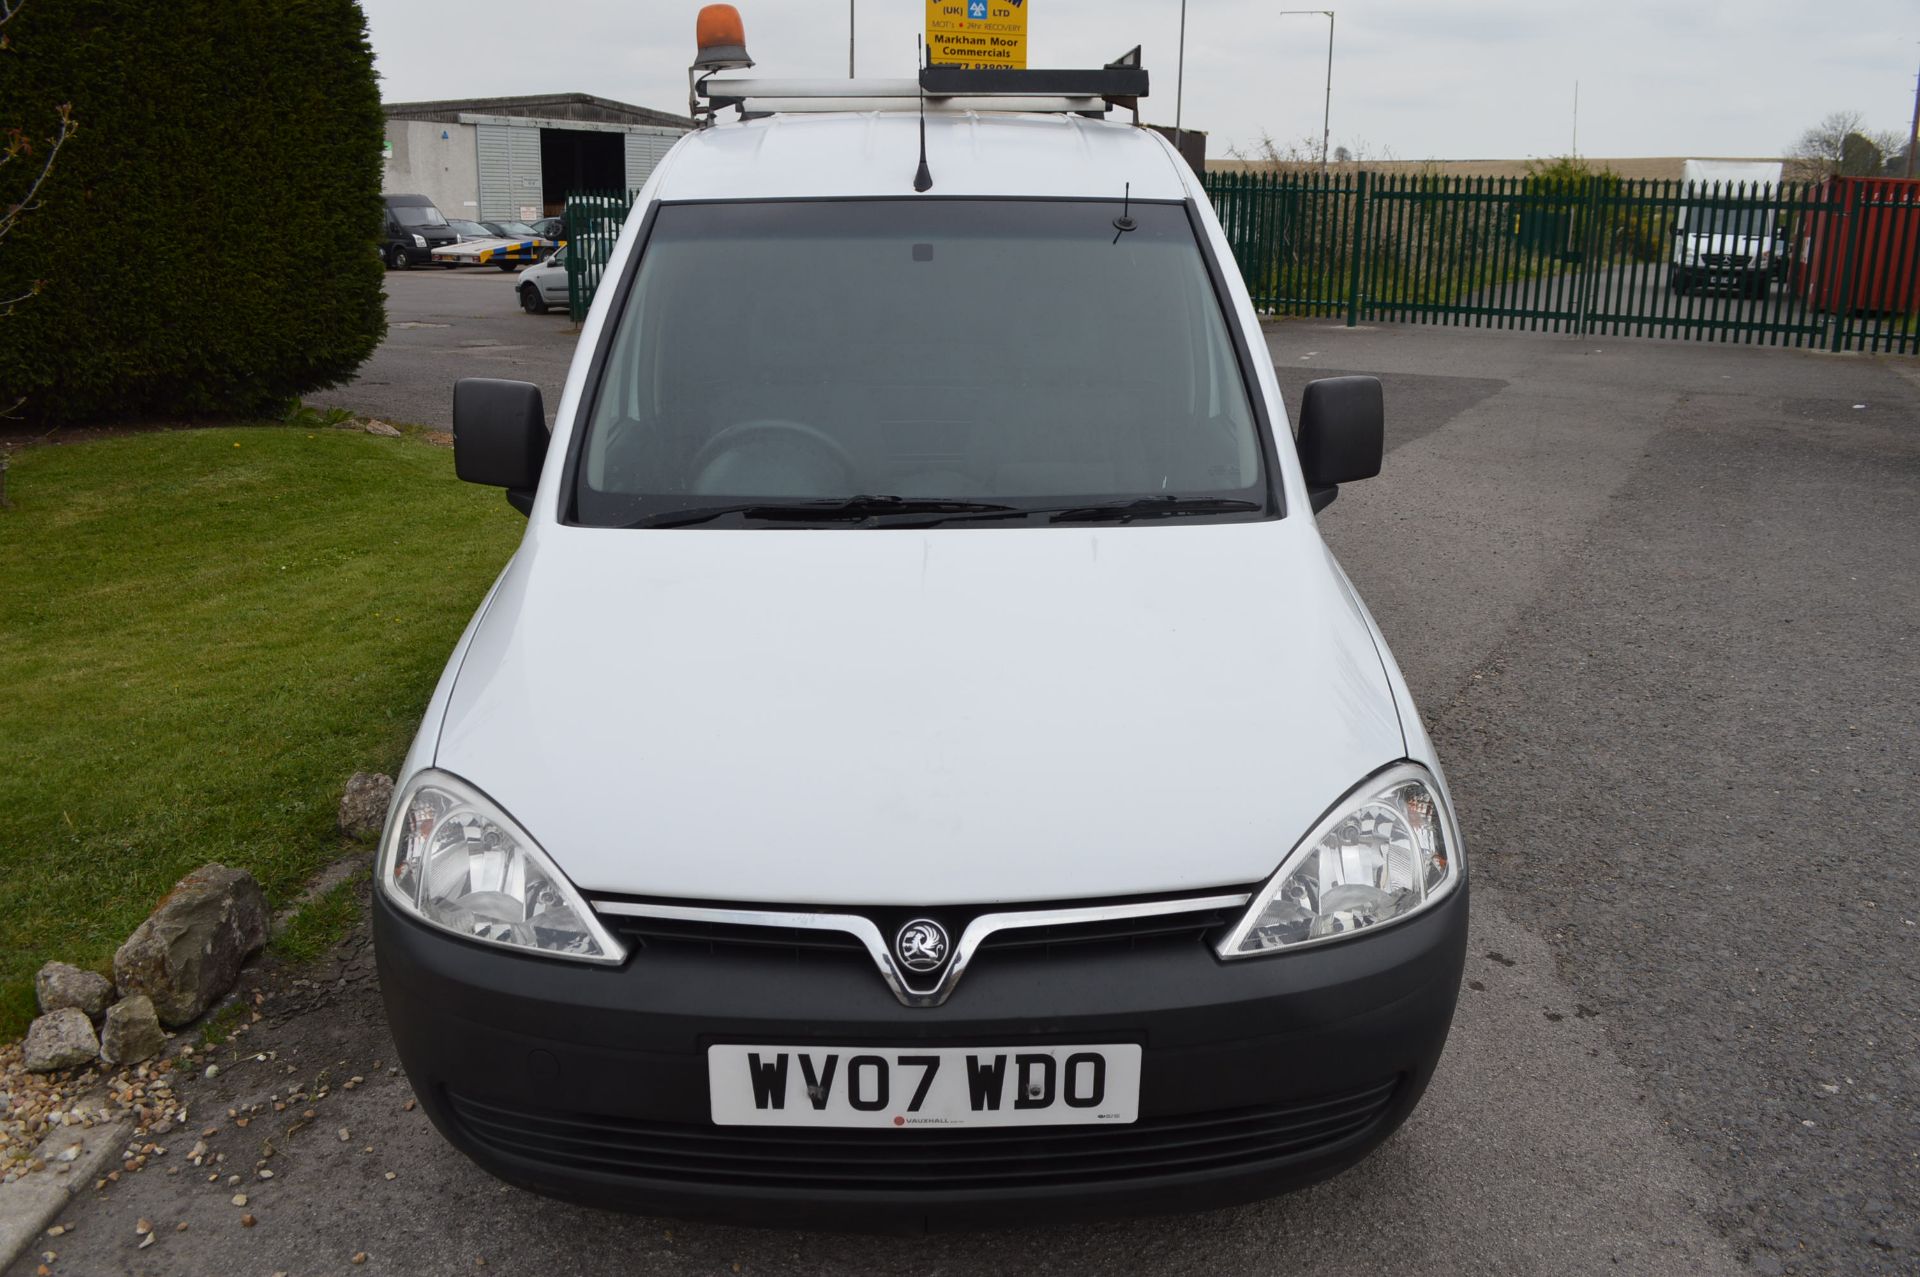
top-left (654, 112), bottom-right (1194, 204)
top-left (385, 193), bottom-right (437, 205)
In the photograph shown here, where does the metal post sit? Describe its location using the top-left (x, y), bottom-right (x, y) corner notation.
top-left (849, 0), bottom-right (855, 78)
top-left (1277, 12), bottom-right (1335, 172)
top-left (1830, 186), bottom-right (1863, 352)
top-left (1321, 12), bottom-right (1334, 173)
top-left (1173, 0), bottom-right (1187, 152)
top-left (1345, 169), bottom-right (1368, 326)
top-left (1905, 59), bottom-right (1918, 180)
top-left (1573, 175), bottom-right (1602, 334)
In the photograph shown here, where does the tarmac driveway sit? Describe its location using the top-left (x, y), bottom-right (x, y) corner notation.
top-left (16, 315), bottom-right (1918, 1276)
top-left (308, 269), bottom-right (578, 430)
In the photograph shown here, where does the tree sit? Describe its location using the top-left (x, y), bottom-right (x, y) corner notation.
top-left (1, 0), bottom-right (78, 425)
top-left (0, 0), bottom-right (386, 424)
top-left (1787, 110), bottom-right (1904, 180)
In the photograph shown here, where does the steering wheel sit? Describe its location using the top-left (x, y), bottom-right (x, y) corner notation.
top-left (689, 419), bottom-right (857, 494)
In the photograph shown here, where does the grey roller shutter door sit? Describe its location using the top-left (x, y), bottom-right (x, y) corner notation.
top-left (476, 123), bottom-right (542, 221)
top-left (623, 128), bottom-right (682, 193)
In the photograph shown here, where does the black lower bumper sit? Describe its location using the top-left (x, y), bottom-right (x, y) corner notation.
top-left (375, 885), bottom-right (1468, 1232)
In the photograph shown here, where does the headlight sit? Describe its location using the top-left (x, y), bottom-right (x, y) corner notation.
top-left (1217, 763), bottom-right (1461, 958)
top-left (411, 233), bottom-right (427, 247)
top-left (378, 770), bottom-right (625, 964)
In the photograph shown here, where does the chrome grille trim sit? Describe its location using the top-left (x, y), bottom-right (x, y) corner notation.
top-left (589, 893), bottom-right (1252, 1008)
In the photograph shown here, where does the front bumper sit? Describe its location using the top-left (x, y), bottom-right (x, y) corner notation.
top-left (375, 884), bottom-right (1468, 1231)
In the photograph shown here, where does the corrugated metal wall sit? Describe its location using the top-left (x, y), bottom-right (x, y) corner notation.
top-left (476, 123), bottom-right (543, 221)
top-left (624, 127), bottom-right (682, 193)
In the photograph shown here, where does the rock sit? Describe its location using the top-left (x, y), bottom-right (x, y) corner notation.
top-left (34, 962), bottom-right (114, 1019)
top-left (24, 1008), bottom-right (100, 1072)
top-left (362, 420), bottom-right (402, 438)
top-left (99, 995), bottom-right (167, 1067)
top-left (113, 865), bottom-right (268, 1028)
top-left (337, 772), bottom-right (394, 840)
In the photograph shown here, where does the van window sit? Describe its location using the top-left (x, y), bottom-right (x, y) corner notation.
top-left (572, 200), bottom-right (1266, 528)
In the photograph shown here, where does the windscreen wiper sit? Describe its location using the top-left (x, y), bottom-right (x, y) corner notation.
top-left (635, 495), bottom-right (1020, 529)
top-left (1046, 496), bottom-right (1263, 525)
top-left (869, 495), bottom-right (1267, 528)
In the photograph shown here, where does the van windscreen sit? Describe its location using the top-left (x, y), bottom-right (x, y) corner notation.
top-left (392, 204), bottom-right (448, 228)
top-left (571, 199), bottom-right (1270, 529)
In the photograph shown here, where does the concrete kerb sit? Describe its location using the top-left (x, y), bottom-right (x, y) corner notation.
top-left (0, 849), bottom-right (355, 1271)
top-left (0, 1095), bottom-right (130, 1270)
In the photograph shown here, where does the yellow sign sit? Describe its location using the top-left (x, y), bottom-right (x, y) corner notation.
top-left (926, 0), bottom-right (1027, 70)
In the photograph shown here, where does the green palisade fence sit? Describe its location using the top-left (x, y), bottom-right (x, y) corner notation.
top-left (1203, 171), bottom-right (1920, 355)
top-left (562, 190), bottom-right (642, 323)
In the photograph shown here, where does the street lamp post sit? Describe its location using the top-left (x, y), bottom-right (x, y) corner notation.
top-left (1276, 10), bottom-right (1335, 172)
top-left (1173, 5), bottom-right (1335, 170)
top-left (1173, 0), bottom-right (1188, 152)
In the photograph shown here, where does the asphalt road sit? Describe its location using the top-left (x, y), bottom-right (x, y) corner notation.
top-left (16, 306), bottom-right (1918, 1277)
top-left (308, 268), bottom-right (577, 429)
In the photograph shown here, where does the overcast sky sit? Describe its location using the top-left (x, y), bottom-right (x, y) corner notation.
top-left (361, 0), bottom-right (1917, 161)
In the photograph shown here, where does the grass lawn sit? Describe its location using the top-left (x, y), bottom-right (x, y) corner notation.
top-left (0, 426), bottom-right (523, 1037)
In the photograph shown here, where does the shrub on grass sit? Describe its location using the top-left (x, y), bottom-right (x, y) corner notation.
top-left (0, 1), bottom-right (386, 422)
top-left (1522, 155), bottom-right (1669, 264)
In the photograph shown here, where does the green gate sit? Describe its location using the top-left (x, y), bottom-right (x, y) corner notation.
top-left (1204, 172), bottom-right (1920, 355)
top-left (561, 190), bottom-right (640, 323)
top-left (1360, 174), bottom-right (1590, 331)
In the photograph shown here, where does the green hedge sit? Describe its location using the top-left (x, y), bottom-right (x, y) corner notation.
top-left (0, 1), bottom-right (386, 422)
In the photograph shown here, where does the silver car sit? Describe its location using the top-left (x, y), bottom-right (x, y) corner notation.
top-left (516, 246), bottom-right (568, 314)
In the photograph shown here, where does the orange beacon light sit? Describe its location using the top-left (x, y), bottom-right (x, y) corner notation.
top-left (694, 5), bottom-right (753, 70)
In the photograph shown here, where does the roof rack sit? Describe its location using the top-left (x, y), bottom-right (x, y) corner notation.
top-left (692, 47), bottom-right (1148, 126)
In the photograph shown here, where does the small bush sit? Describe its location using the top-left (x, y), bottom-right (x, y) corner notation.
top-left (1524, 156), bottom-right (1668, 264)
top-left (0, 1), bottom-right (386, 422)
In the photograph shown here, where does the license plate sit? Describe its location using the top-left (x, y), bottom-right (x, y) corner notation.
top-left (707, 1044), bottom-right (1142, 1128)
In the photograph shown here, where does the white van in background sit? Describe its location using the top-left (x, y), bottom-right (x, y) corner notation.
top-left (1670, 159), bottom-right (1785, 297)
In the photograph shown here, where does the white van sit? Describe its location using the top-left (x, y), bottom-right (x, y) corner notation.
top-left (1671, 159), bottom-right (1785, 297)
top-left (373, 7), bottom-right (1467, 1230)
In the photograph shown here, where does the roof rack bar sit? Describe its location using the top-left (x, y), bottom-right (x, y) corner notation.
top-left (705, 77), bottom-right (920, 100)
top-left (700, 70), bottom-right (1147, 103)
top-left (727, 96), bottom-right (1110, 117)
top-left (691, 51), bottom-right (1148, 125)
top-left (918, 66), bottom-right (1147, 100)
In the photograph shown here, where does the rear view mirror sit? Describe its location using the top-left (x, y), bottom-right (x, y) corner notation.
top-left (454, 378), bottom-right (548, 515)
top-left (1295, 376), bottom-right (1384, 513)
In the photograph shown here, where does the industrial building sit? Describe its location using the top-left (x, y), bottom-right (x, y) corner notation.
top-left (381, 93), bottom-right (690, 222)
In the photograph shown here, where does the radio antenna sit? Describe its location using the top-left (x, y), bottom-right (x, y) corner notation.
top-left (913, 35), bottom-right (934, 193)
top-left (1112, 182), bottom-right (1136, 243)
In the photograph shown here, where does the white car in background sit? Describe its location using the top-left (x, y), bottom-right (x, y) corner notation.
top-left (514, 246), bottom-right (568, 313)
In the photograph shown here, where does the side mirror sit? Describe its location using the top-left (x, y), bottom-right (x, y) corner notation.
top-left (1296, 375), bottom-right (1383, 513)
top-left (453, 378), bottom-right (548, 516)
